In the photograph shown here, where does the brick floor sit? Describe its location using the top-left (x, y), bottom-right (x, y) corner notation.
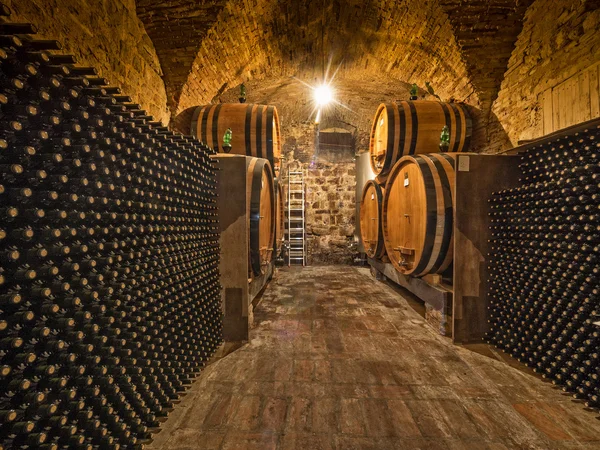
top-left (148, 266), bottom-right (600, 449)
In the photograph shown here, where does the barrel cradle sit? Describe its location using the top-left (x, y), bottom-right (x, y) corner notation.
top-left (369, 101), bottom-right (471, 185)
top-left (382, 153), bottom-right (459, 277)
top-left (274, 177), bottom-right (285, 256)
top-left (359, 180), bottom-right (386, 259)
top-left (191, 103), bottom-right (281, 174)
top-left (246, 157), bottom-right (276, 276)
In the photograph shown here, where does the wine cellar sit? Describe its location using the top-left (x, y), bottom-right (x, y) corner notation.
top-left (1, 0), bottom-right (600, 448)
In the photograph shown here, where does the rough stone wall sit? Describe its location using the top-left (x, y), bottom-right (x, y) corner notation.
top-left (218, 76), bottom-right (417, 264)
top-left (5, 0), bottom-right (169, 123)
top-left (304, 163), bottom-right (356, 265)
top-left (491, 0), bottom-right (600, 149)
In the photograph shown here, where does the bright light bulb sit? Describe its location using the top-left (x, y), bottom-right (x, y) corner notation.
top-left (314, 85), bottom-right (333, 106)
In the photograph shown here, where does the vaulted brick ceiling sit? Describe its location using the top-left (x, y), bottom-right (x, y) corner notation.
top-left (439, 0), bottom-right (532, 110)
top-left (136, 0), bottom-right (229, 113)
top-left (136, 0), bottom-right (531, 120)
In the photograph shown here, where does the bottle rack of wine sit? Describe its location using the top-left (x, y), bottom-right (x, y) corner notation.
top-left (0, 17), bottom-right (222, 450)
top-left (486, 125), bottom-right (600, 411)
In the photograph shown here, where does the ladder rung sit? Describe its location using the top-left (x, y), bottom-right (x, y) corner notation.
top-left (287, 169), bottom-right (305, 266)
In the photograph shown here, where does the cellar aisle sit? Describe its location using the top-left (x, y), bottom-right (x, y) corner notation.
top-left (149, 267), bottom-right (600, 450)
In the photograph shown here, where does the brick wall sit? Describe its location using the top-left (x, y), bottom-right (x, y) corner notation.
top-left (5, 0), bottom-right (169, 123)
top-left (491, 0), bottom-right (600, 149)
top-left (136, 0), bottom-right (228, 114)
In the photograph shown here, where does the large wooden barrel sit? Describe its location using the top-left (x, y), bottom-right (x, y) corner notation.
top-left (359, 180), bottom-right (385, 259)
top-left (191, 104), bottom-right (281, 173)
top-left (274, 177), bottom-right (285, 256)
top-left (369, 101), bottom-right (471, 184)
top-left (382, 153), bottom-right (458, 277)
top-left (246, 157), bottom-right (275, 276)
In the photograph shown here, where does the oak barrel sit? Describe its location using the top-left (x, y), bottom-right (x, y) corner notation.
top-left (246, 157), bottom-right (275, 276)
top-left (191, 103), bottom-right (281, 173)
top-left (369, 101), bottom-right (471, 184)
top-left (274, 177), bottom-right (285, 256)
top-left (359, 180), bottom-right (385, 259)
top-left (382, 153), bottom-right (458, 277)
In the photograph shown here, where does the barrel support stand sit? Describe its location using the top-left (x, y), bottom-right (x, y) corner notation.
top-left (368, 258), bottom-right (453, 336)
top-left (213, 155), bottom-right (274, 343)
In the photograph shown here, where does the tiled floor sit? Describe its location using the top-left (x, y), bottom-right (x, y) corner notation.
top-left (148, 266), bottom-right (600, 449)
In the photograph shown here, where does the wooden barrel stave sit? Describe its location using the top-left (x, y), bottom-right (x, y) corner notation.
top-left (359, 180), bottom-right (385, 259)
top-left (382, 153), bottom-right (457, 277)
top-left (246, 157), bottom-right (275, 276)
top-left (369, 100), bottom-right (471, 184)
top-left (191, 103), bottom-right (281, 173)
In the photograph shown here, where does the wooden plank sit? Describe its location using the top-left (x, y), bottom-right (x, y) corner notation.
top-left (368, 258), bottom-right (452, 314)
top-left (591, 64), bottom-right (600, 119)
top-left (497, 118), bottom-right (600, 155)
top-left (571, 74), bottom-right (581, 124)
top-left (552, 86), bottom-right (561, 132)
top-left (249, 262), bottom-right (273, 304)
top-left (570, 75), bottom-right (580, 124)
top-left (578, 69), bottom-right (592, 123)
top-left (541, 89), bottom-right (553, 135)
top-left (452, 155), bottom-right (522, 344)
top-left (563, 77), bottom-right (574, 128)
top-left (559, 82), bottom-right (568, 128)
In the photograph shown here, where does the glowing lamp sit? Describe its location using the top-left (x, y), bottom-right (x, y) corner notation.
top-left (314, 85), bottom-right (333, 106)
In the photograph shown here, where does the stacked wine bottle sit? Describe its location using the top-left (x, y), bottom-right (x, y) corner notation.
top-left (0, 19), bottom-right (222, 450)
top-left (486, 125), bottom-right (600, 410)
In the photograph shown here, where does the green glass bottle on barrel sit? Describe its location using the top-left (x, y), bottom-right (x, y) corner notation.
top-left (222, 128), bottom-right (232, 153)
top-left (409, 83), bottom-right (418, 101)
top-left (439, 125), bottom-right (450, 152)
top-left (239, 83), bottom-right (247, 103)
